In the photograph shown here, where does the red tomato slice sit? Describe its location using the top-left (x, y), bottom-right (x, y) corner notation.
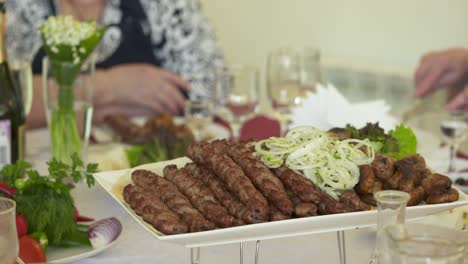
top-left (16, 214), bottom-right (28, 238)
top-left (18, 236), bottom-right (46, 263)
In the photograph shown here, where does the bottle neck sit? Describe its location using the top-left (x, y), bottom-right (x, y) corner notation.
top-left (0, 3), bottom-right (6, 63)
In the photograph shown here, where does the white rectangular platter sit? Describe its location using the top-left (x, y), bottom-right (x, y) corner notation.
top-left (94, 157), bottom-right (468, 248)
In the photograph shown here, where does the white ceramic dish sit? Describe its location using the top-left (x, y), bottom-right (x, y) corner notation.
top-left (94, 158), bottom-right (468, 248)
top-left (46, 232), bottom-right (121, 263)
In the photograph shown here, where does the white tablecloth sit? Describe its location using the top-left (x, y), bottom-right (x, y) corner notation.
top-left (26, 129), bottom-right (466, 264)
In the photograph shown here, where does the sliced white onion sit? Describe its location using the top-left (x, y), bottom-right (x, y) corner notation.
top-left (254, 126), bottom-right (375, 200)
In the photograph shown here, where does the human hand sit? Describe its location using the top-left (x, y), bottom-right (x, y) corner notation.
top-left (414, 48), bottom-right (468, 97)
top-left (99, 64), bottom-right (190, 116)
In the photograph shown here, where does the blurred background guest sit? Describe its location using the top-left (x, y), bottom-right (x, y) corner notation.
top-left (414, 48), bottom-right (468, 112)
top-left (6, 0), bottom-right (224, 128)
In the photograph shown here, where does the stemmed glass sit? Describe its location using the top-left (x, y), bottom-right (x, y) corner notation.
top-left (267, 47), bottom-right (302, 135)
top-left (215, 65), bottom-right (260, 141)
top-left (0, 197), bottom-right (19, 264)
top-left (440, 112), bottom-right (468, 174)
top-left (10, 57), bottom-right (33, 116)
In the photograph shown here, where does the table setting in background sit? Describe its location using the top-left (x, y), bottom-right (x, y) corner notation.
top-left (2, 11), bottom-right (468, 264)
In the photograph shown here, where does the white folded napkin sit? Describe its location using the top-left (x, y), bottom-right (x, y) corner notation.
top-left (290, 83), bottom-right (398, 131)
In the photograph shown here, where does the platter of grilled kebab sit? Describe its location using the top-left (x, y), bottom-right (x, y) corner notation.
top-left (94, 125), bottom-right (468, 247)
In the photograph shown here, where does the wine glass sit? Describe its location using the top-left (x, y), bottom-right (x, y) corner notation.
top-left (267, 47), bottom-right (302, 135)
top-left (184, 98), bottom-right (213, 142)
top-left (440, 111), bottom-right (468, 174)
top-left (0, 197), bottom-right (19, 264)
top-left (215, 65), bottom-right (260, 141)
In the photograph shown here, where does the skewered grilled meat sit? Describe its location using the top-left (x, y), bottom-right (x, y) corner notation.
top-left (340, 190), bottom-right (371, 211)
top-left (383, 170), bottom-right (403, 190)
top-left (395, 154), bottom-right (429, 186)
top-left (163, 165), bottom-right (243, 228)
top-left (184, 163), bottom-right (261, 224)
top-left (355, 165), bottom-right (375, 194)
top-left (226, 143), bottom-right (294, 215)
top-left (426, 188), bottom-right (459, 204)
top-left (269, 206), bottom-right (291, 221)
top-left (407, 186), bottom-right (425, 206)
top-left (294, 203), bottom-right (318, 217)
top-left (371, 154), bottom-right (395, 181)
top-left (104, 113), bottom-right (151, 144)
top-left (421, 173), bottom-right (452, 194)
top-left (185, 140), bottom-right (269, 221)
top-left (132, 169), bottom-right (215, 232)
top-left (273, 166), bottom-right (323, 205)
top-left (123, 185), bottom-right (188, 234)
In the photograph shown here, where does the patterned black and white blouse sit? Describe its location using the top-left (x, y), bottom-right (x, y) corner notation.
top-left (6, 0), bottom-right (224, 98)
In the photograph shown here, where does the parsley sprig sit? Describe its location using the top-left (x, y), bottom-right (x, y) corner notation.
top-left (0, 153), bottom-right (99, 246)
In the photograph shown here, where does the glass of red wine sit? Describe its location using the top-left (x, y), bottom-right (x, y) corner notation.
top-left (215, 65), bottom-right (260, 141)
top-left (267, 47), bottom-right (302, 135)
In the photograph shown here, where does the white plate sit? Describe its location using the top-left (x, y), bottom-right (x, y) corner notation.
top-left (45, 227), bottom-right (122, 263)
top-left (94, 158), bottom-right (468, 248)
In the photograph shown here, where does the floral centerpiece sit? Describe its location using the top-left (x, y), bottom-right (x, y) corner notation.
top-left (40, 16), bottom-right (106, 162)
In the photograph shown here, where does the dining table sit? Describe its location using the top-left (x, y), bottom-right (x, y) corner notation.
top-left (26, 125), bottom-right (468, 264)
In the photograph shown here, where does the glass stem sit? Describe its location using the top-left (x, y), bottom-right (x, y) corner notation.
top-left (448, 145), bottom-right (456, 173)
top-left (231, 122), bottom-right (241, 142)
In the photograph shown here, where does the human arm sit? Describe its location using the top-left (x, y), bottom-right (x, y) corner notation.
top-left (28, 63), bottom-right (191, 128)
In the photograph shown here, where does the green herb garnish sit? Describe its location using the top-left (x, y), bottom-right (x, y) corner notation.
top-left (0, 153), bottom-right (98, 246)
top-left (345, 122), bottom-right (417, 158)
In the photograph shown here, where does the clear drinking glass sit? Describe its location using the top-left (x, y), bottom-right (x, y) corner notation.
top-left (384, 223), bottom-right (468, 264)
top-left (267, 47), bottom-right (302, 135)
top-left (216, 65), bottom-right (260, 141)
top-left (0, 197), bottom-right (19, 264)
top-left (369, 190), bottom-right (410, 264)
top-left (184, 99), bottom-right (213, 142)
top-left (42, 57), bottom-right (95, 163)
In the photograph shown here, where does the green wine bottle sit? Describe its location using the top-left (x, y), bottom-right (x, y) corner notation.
top-left (0, 1), bottom-right (25, 167)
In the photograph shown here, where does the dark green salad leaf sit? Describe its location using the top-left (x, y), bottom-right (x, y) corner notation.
top-left (0, 153), bottom-right (98, 246)
top-left (345, 122), bottom-right (417, 158)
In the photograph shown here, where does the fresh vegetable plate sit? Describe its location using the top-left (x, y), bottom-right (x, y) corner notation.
top-left (94, 158), bottom-right (468, 248)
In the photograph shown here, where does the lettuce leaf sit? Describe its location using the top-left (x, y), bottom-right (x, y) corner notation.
top-left (389, 124), bottom-right (417, 158)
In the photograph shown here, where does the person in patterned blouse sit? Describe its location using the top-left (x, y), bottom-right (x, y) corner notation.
top-left (7, 0), bottom-right (224, 127)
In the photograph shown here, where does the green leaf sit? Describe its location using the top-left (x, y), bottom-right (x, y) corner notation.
top-left (389, 124), bottom-right (418, 158)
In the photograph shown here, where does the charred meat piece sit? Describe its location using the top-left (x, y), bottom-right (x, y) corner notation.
top-left (340, 190), bottom-right (371, 211)
top-left (371, 154), bottom-right (395, 181)
top-left (383, 170), bottom-right (403, 190)
top-left (395, 154), bottom-right (427, 185)
top-left (104, 113), bottom-right (151, 144)
top-left (123, 184), bottom-right (188, 235)
top-left (273, 166), bottom-right (323, 205)
top-left (355, 165), bottom-right (375, 194)
top-left (327, 128), bottom-right (352, 140)
top-left (132, 169), bottom-right (215, 232)
top-left (163, 165), bottom-right (243, 228)
top-left (398, 178), bottom-right (414, 193)
top-left (185, 140), bottom-right (269, 221)
top-left (226, 143), bottom-right (294, 215)
top-left (426, 188), bottom-right (459, 204)
top-left (317, 194), bottom-right (356, 215)
top-left (407, 186), bottom-right (425, 206)
top-left (269, 206), bottom-right (291, 221)
top-left (184, 163), bottom-right (261, 224)
top-left (294, 203), bottom-right (318, 217)
top-left (421, 173), bottom-right (452, 195)
top-left (373, 180), bottom-right (383, 193)
top-left (359, 194), bottom-right (377, 207)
